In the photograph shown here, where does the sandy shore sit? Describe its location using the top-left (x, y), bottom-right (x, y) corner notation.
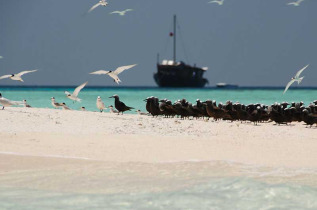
top-left (0, 107), bottom-right (316, 168)
top-left (0, 107), bottom-right (316, 193)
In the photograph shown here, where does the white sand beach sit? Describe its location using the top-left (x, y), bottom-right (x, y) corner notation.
top-left (0, 107), bottom-right (316, 194)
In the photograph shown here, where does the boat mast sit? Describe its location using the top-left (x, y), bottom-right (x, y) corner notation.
top-left (173, 15), bottom-right (176, 64)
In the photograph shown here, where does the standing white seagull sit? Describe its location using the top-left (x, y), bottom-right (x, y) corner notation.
top-left (208, 0), bottom-right (224, 5)
top-left (90, 64), bottom-right (137, 84)
top-left (287, 0), bottom-right (304, 6)
top-left (283, 64), bottom-right (309, 94)
top-left (0, 93), bottom-right (23, 110)
top-left (88, 0), bottom-right (108, 13)
top-left (110, 9), bottom-right (133, 16)
top-left (0, 70), bottom-right (37, 82)
top-left (64, 81), bottom-right (88, 102)
top-left (96, 96), bottom-right (106, 112)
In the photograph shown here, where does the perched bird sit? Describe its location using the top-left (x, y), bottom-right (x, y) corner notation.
top-left (283, 64), bottom-right (309, 94)
top-left (64, 81), bottom-right (88, 102)
top-left (23, 99), bottom-right (32, 108)
top-left (51, 97), bottom-right (64, 109)
top-left (208, 0), bottom-right (224, 5)
top-left (287, 0), bottom-right (304, 6)
top-left (108, 105), bottom-right (119, 113)
top-left (0, 93), bottom-right (23, 109)
top-left (88, 0), bottom-right (108, 13)
top-left (0, 70), bottom-right (37, 82)
top-left (80, 107), bottom-right (86, 111)
top-left (109, 95), bottom-right (134, 114)
top-left (90, 64), bottom-right (137, 84)
top-left (96, 96), bottom-right (106, 112)
top-left (62, 103), bottom-right (72, 110)
top-left (301, 109), bottom-right (317, 128)
top-left (136, 110), bottom-right (148, 115)
top-left (110, 9), bottom-right (133, 16)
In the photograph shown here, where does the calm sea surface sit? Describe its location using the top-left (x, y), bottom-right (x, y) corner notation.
top-left (0, 86), bottom-right (316, 112)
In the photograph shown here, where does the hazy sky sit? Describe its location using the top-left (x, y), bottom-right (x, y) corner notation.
top-left (0, 0), bottom-right (316, 87)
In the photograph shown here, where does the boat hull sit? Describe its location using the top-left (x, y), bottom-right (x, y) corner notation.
top-left (154, 63), bottom-right (208, 88)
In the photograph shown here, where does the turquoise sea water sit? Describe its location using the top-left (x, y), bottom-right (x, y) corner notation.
top-left (0, 86), bottom-right (316, 112)
top-left (1, 177), bottom-right (317, 210)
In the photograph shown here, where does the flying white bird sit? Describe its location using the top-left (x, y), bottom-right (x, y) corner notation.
top-left (287, 0), bottom-right (304, 6)
top-left (64, 81), bottom-right (88, 102)
top-left (0, 56), bottom-right (3, 59)
top-left (23, 99), bottom-right (32, 108)
top-left (108, 105), bottom-right (118, 113)
top-left (51, 97), bottom-right (64, 109)
top-left (96, 96), bottom-right (106, 112)
top-left (90, 64), bottom-right (137, 84)
top-left (0, 93), bottom-right (23, 110)
top-left (110, 9), bottom-right (133, 16)
top-left (283, 64), bottom-right (309, 94)
top-left (88, 0), bottom-right (108, 13)
top-left (0, 70), bottom-right (37, 82)
top-left (208, 0), bottom-right (224, 5)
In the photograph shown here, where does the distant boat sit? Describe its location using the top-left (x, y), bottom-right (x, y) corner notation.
top-left (216, 83), bottom-right (239, 88)
top-left (154, 15), bottom-right (209, 88)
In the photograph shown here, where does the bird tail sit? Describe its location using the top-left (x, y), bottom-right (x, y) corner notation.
top-left (298, 76), bottom-right (304, 84)
top-left (128, 106), bottom-right (134, 110)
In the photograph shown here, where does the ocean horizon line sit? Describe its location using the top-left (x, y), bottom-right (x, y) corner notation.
top-left (0, 85), bottom-right (317, 90)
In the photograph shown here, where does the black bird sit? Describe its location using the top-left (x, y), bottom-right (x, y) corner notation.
top-left (301, 109), bottom-right (317, 128)
top-left (109, 94), bottom-right (134, 114)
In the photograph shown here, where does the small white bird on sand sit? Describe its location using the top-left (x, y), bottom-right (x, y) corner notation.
top-left (80, 107), bottom-right (86, 111)
top-left (287, 0), bottom-right (304, 6)
top-left (108, 105), bottom-right (118, 113)
top-left (283, 64), bottom-right (309, 94)
top-left (64, 81), bottom-right (88, 102)
top-left (90, 64), bottom-right (137, 84)
top-left (51, 97), bottom-right (64, 109)
top-left (88, 0), bottom-right (108, 13)
top-left (0, 93), bottom-right (23, 110)
top-left (61, 103), bottom-right (72, 110)
top-left (136, 109), bottom-right (148, 115)
top-left (110, 9), bottom-right (133, 16)
top-left (96, 96), bottom-right (106, 112)
top-left (23, 99), bottom-right (32, 108)
top-left (0, 70), bottom-right (37, 82)
top-left (208, 0), bottom-right (224, 5)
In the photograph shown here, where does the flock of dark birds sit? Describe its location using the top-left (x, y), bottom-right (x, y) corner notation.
top-left (110, 96), bottom-right (317, 128)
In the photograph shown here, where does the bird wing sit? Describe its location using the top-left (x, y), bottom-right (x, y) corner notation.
top-left (124, 9), bottom-right (133, 12)
top-left (0, 75), bottom-right (12, 80)
top-left (295, 64), bottom-right (309, 78)
top-left (73, 81), bottom-right (88, 97)
top-left (88, 3), bottom-right (101, 13)
top-left (209, 0), bottom-right (220, 4)
top-left (16, 69), bottom-right (38, 76)
top-left (110, 11), bottom-right (121, 14)
top-left (90, 70), bottom-right (110, 75)
top-left (283, 79), bottom-right (295, 94)
top-left (114, 64), bottom-right (137, 75)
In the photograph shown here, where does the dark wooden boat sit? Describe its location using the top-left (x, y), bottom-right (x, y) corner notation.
top-left (154, 15), bottom-right (208, 88)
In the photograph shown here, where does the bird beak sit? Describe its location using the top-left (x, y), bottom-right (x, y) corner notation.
top-left (109, 96), bottom-right (114, 98)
